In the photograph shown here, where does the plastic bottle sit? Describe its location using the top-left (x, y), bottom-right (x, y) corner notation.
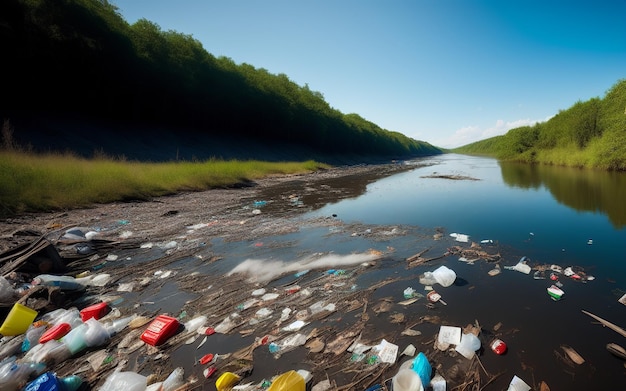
top-left (103, 315), bottom-right (135, 337)
top-left (22, 323), bottom-right (48, 352)
top-left (0, 357), bottom-right (46, 390)
top-left (160, 367), bottom-right (184, 391)
top-left (31, 275), bottom-right (85, 291)
top-left (23, 371), bottom-right (83, 391)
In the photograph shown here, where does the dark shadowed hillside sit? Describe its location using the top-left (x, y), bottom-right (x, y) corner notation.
top-left (0, 0), bottom-right (441, 162)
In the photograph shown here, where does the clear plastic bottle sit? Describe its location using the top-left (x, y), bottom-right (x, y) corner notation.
top-left (0, 357), bottom-right (46, 390)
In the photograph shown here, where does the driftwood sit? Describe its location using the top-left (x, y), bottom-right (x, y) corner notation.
top-left (0, 236), bottom-right (66, 276)
top-left (581, 309), bottom-right (626, 338)
top-left (406, 247), bottom-right (448, 268)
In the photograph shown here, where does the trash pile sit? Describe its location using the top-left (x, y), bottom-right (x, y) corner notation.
top-left (0, 217), bottom-right (624, 391)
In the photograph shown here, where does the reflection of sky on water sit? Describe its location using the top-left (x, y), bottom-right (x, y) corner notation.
top-left (309, 154), bottom-right (626, 275)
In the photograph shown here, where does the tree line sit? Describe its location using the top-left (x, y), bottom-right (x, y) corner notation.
top-left (0, 0), bottom-right (440, 161)
top-left (454, 80), bottom-right (626, 171)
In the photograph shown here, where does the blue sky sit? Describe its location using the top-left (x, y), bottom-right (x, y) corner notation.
top-left (112, 0), bottom-right (625, 148)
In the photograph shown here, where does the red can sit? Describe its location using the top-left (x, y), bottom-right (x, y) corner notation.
top-left (490, 339), bottom-right (507, 355)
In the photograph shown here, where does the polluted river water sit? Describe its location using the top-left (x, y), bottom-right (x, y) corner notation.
top-left (0, 154), bottom-right (625, 390)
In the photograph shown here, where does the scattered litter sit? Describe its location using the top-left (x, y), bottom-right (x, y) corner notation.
top-left (488, 265), bottom-right (501, 276)
top-left (560, 345), bottom-right (585, 364)
top-left (449, 233), bottom-right (470, 243)
top-left (437, 326), bottom-right (462, 347)
top-left (504, 256), bottom-right (531, 274)
top-left (547, 285), bottom-right (564, 301)
top-left (455, 332), bottom-right (481, 359)
top-left (427, 291), bottom-right (447, 305)
top-left (401, 328), bottom-right (422, 337)
top-left (587, 239), bottom-right (593, 245)
top-left (507, 375), bottom-right (531, 391)
top-left (371, 339), bottom-right (398, 364)
top-left (606, 343), bottom-right (626, 360)
top-left (420, 265), bottom-right (457, 287)
top-left (490, 338), bottom-right (507, 355)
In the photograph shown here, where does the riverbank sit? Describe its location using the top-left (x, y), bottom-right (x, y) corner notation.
top-left (0, 160), bottom-right (622, 390)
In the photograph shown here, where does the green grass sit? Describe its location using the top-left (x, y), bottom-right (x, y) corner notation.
top-left (0, 151), bottom-right (327, 216)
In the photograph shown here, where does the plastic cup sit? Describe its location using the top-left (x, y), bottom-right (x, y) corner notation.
top-left (392, 368), bottom-right (423, 391)
top-left (0, 303), bottom-right (38, 336)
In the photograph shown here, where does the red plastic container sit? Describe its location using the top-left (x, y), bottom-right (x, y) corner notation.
top-left (140, 315), bottom-right (180, 346)
top-left (80, 302), bottom-right (110, 321)
top-left (490, 339), bottom-right (507, 355)
top-left (199, 353), bottom-right (214, 365)
top-left (39, 322), bottom-right (71, 344)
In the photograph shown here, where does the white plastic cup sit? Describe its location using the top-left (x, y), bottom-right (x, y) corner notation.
top-left (392, 368), bottom-right (423, 391)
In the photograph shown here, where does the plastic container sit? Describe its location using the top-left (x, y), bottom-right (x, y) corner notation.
top-left (215, 371), bottom-right (241, 391)
top-left (455, 333), bottom-right (481, 359)
top-left (267, 370), bottom-right (305, 391)
top-left (392, 368), bottom-right (423, 391)
top-left (140, 315), bottom-right (180, 346)
top-left (61, 323), bottom-right (88, 355)
top-left (0, 303), bottom-right (38, 336)
top-left (80, 302), bottom-right (110, 321)
top-left (39, 323), bottom-right (72, 344)
top-left (24, 371), bottom-right (83, 391)
top-left (31, 275), bottom-right (85, 291)
top-left (83, 318), bottom-right (110, 347)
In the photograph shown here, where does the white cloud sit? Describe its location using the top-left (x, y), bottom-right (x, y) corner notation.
top-left (434, 117), bottom-right (550, 149)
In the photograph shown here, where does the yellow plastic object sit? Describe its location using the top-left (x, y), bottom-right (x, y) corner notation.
top-left (215, 371), bottom-right (241, 391)
top-left (267, 370), bottom-right (305, 391)
top-left (0, 303), bottom-right (38, 336)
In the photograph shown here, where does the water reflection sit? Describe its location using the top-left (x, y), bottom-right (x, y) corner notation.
top-left (499, 161), bottom-right (626, 228)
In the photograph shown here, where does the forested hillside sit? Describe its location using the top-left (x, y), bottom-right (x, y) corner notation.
top-left (0, 0), bottom-right (440, 162)
top-left (454, 79), bottom-right (626, 170)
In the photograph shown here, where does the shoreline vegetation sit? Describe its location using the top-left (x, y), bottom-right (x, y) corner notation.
top-left (453, 79), bottom-right (626, 171)
top-left (0, 146), bottom-right (328, 217)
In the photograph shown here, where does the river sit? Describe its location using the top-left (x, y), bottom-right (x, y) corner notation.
top-left (45, 153), bottom-right (624, 390)
top-left (301, 153), bottom-right (626, 389)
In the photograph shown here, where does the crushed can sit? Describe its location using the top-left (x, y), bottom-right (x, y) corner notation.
top-left (490, 338), bottom-right (507, 355)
